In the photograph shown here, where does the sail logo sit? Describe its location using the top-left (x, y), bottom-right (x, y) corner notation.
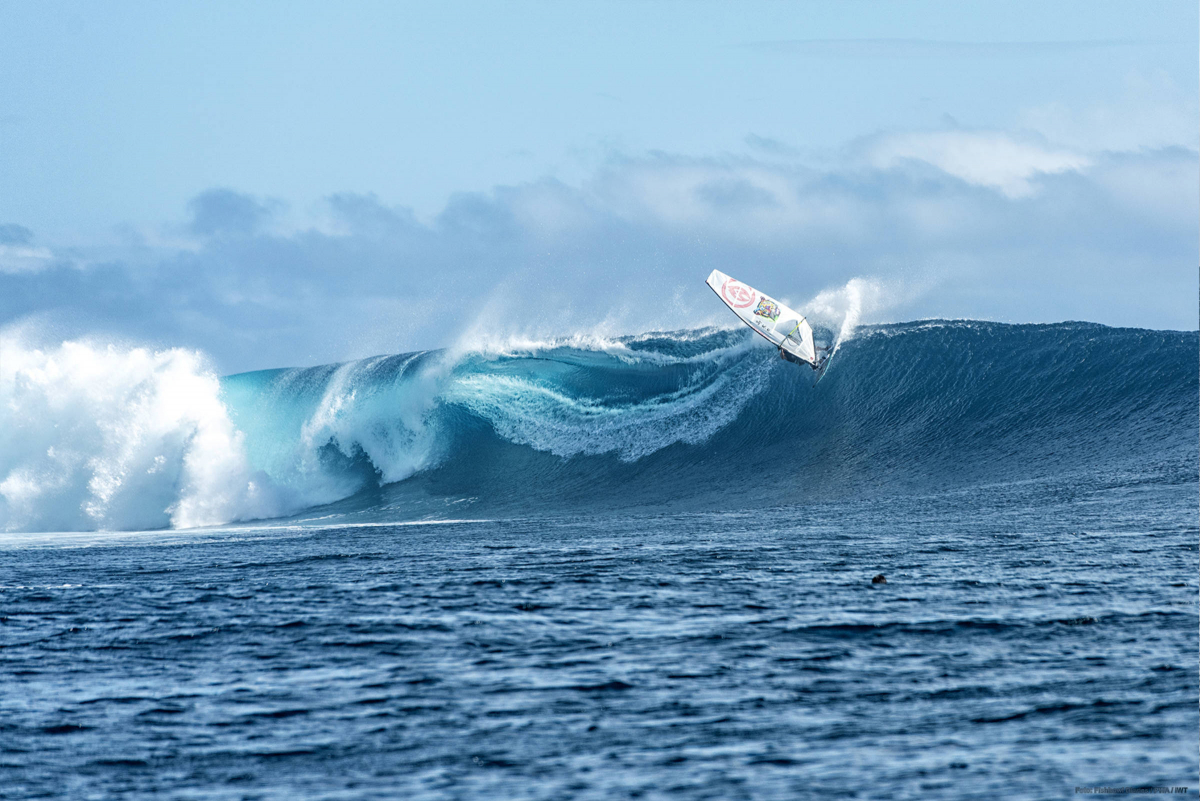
top-left (753, 298), bottom-right (780, 321)
top-left (722, 279), bottom-right (756, 308)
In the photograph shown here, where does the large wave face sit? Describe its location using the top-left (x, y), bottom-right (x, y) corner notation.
top-left (223, 321), bottom-right (1197, 522)
top-left (2, 322), bottom-right (1196, 531)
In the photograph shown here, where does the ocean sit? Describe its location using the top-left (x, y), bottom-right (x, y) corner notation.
top-left (2, 320), bottom-right (1197, 799)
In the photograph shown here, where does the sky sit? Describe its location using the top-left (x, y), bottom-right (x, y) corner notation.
top-left (1, 0), bottom-right (1196, 373)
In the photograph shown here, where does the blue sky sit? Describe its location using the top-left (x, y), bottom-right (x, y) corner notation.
top-left (1, 0), bottom-right (1196, 371)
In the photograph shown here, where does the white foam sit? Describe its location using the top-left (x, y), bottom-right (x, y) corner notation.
top-left (801, 277), bottom-right (894, 356)
top-left (442, 341), bottom-right (769, 461)
top-left (297, 352), bottom-right (441, 485)
top-left (0, 335), bottom-right (285, 532)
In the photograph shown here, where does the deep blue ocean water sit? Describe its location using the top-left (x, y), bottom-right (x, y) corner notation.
top-left (2, 321), bottom-right (1197, 798)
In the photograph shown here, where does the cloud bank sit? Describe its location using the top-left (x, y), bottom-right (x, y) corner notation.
top-left (1, 126), bottom-right (1195, 373)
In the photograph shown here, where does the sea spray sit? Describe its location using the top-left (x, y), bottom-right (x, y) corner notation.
top-left (803, 277), bottom-right (885, 356)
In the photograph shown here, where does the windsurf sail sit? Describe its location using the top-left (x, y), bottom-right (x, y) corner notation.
top-left (705, 269), bottom-right (819, 367)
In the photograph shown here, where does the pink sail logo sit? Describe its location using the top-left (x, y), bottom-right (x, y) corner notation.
top-left (721, 278), bottom-right (756, 308)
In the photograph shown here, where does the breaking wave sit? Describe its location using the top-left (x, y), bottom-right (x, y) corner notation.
top-left (0, 339), bottom-right (282, 531)
top-left (2, 321), bottom-right (1196, 531)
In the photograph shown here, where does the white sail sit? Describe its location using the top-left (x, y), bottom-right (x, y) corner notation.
top-left (705, 269), bottom-right (817, 365)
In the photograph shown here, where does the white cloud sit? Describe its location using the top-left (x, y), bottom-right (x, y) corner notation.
top-left (1019, 71), bottom-right (1197, 154)
top-left (0, 142), bottom-right (1194, 374)
top-left (866, 130), bottom-right (1091, 198)
top-left (592, 159), bottom-right (872, 241)
top-left (505, 180), bottom-right (595, 239)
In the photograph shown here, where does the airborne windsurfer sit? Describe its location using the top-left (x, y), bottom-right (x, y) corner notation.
top-left (705, 269), bottom-right (838, 384)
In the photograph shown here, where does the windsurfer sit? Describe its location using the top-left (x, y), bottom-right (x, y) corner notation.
top-left (780, 346), bottom-right (830, 371)
top-left (779, 348), bottom-right (807, 367)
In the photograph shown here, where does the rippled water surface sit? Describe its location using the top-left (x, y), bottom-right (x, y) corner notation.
top-left (3, 475), bottom-right (1196, 800)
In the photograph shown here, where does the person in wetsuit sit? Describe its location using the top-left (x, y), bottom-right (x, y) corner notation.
top-left (779, 347), bottom-right (810, 368)
top-left (780, 345), bottom-right (829, 370)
